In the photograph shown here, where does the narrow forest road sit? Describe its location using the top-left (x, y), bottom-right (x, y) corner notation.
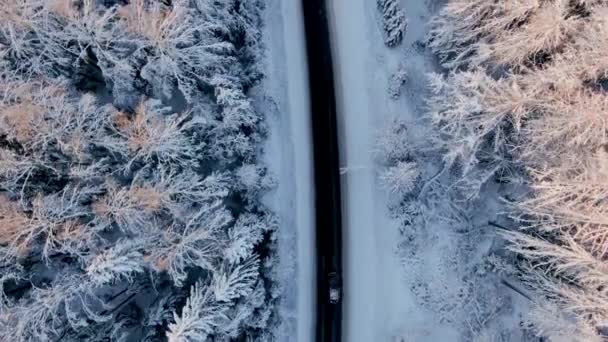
top-left (301, 0), bottom-right (343, 341)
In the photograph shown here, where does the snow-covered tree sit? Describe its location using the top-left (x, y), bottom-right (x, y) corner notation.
top-left (86, 239), bottom-right (147, 285)
top-left (374, 118), bottom-right (411, 165)
top-left (377, 0), bottom-right (408, 48)
top-left (225, 214), bottom-right (268, 264)
top-left (380, 161), bottom-right (420, 195)
top-left (166, 281), bottom-right (227, 342)
top-left (525, 301), bottom-right (603, 342)
top-left (388, 66), bottom-right (408, 99)
top-left (111, 99), bottom-right (203, 167)
top-left (116, 0), bottom-right (235, 102)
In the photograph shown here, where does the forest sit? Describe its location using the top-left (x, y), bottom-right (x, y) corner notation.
top-left (371, 0), bottom-right (608, 340)
top-left (3, 0), bottom-right (608, 341)
top-left (423, 0), bottom-right (608, 340)
top-left (0, 0), bottom-right (279, 341)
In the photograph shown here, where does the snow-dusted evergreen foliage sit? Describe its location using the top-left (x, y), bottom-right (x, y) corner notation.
top-left (0, 0), bottom-right (279, 341)
top-left (375, 115), bottom-right (520, 341)
top-left (380, 161), bottom-right (419, 195)
top-left (375, 118), bottom-right (411, 165)
top-left (376, 118), bottom-right (421, 197)
top-left (377, 0), bottom-right (407, 48)
top-left (428, 0), bottom-right (608, 339)
top-left (388, 66), bottom-right (408, 100)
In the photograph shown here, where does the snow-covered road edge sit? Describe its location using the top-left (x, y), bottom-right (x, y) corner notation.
top-left (329, 0), bottom-right (419, 340)
top-left (328, 1), bottom-right (378, 340)
top-left (260, 1), bottom-right (315, 341)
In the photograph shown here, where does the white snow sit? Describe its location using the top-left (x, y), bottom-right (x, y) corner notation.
top-left (331, 0), bottom-right (527, 341)
top-left (260, 1), bottom-right (315, 341)
top-left (329, 0), bottom-right (421, 340)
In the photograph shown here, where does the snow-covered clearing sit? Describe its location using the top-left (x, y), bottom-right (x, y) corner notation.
top-left (259, 1), bottom-right (315, 341)
top-left (332, 0), bottom-right (528, 341)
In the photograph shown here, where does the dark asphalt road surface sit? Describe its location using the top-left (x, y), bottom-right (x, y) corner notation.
top-left (301, 0), bottom-right (343, 341)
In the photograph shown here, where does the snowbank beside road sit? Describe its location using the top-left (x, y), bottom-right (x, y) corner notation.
top-left (260, 1), bottom-right (315, 341)
top-left (329, 0), bottom-right (422, 340)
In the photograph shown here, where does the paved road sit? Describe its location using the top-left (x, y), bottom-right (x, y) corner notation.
top-left (300, 0), bottom-right (343, 341)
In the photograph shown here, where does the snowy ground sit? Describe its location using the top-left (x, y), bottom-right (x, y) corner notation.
top-left (329, 0), bottom-right (440, 340)
top-left (331, 0), bottom-right (528, 341)
top-left (259, 1), bottom-right (315, 341)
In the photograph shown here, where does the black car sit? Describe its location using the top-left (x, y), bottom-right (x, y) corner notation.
top-left (328, 272), bottom-right (341, 304)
